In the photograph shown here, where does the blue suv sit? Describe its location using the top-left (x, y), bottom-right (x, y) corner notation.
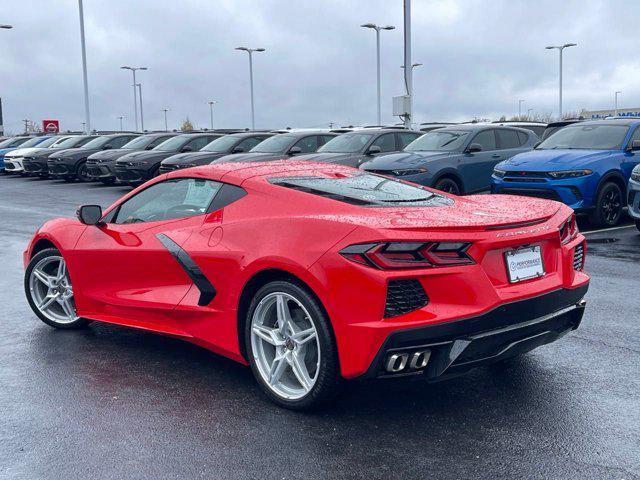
top-left (491, 118), bottom-right (640, 227)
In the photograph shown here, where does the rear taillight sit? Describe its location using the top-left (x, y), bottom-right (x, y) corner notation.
top-left (559, 214), bottom-right (578, 245)
top-left (340, 241), bottom-right (474, 269)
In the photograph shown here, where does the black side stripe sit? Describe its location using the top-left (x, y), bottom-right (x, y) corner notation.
top-left (156, 234), bottom-right (216, 306)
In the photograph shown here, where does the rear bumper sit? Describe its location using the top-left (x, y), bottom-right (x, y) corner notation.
top-left (362, 283), bottom-right (588, 379)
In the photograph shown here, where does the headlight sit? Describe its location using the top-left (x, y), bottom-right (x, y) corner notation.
top-left (631, 168), bottom-right (640, 181)
top-left (493, 168), bottom-right (506, 178)
top-left (390, 168), bottom-right (428, 176)
top-left (548, 169), bottom-right (592, 179)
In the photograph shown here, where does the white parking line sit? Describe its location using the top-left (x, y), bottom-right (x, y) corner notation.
top-left (584, 224), bottom-right (635, 235)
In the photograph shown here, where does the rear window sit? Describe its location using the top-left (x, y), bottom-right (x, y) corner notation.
top-left (269, 173), bottom-right (453, 207)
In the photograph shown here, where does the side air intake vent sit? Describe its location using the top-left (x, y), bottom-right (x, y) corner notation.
top-left (573, 243), bottom-right (585, 271)
top-left (384, 280), bottom-right (429, 318)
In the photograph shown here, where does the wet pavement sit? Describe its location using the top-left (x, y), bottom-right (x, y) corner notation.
top-left (0, 174), bottom-right (638, 480)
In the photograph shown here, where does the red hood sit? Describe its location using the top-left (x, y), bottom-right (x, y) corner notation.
top-left (313, 194), bottom-right (562, 231)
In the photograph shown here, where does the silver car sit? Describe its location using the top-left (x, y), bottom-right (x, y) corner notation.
top-left (629, 164), bottom-right (640, 232)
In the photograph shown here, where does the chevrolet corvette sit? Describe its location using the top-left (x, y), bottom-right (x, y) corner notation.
top-left (23, 161), bottom-right (589, 409)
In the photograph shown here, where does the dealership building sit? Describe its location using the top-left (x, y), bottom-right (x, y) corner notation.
top-left (580, 108), bottom-right (640, 119)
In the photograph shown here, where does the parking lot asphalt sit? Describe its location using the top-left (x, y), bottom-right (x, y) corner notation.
top-left (1, 174), bottom-right (639, 480)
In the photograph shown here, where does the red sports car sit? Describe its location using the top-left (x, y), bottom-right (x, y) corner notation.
top-left (23, 161), bottom-right (589, 409)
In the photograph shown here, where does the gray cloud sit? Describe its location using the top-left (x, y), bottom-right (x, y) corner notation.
top-left (1, 0), bottom-right (639, 133)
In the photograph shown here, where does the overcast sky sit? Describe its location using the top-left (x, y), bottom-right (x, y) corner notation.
top-left (1, 0), bottom-right (639, 133)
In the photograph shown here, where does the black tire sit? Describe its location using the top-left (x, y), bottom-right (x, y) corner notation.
top-left (589, 181), bottom-right (623, 228)
top-left (244, 280), bottom-right (340, 410)
top-left (434, 177), bottom-right (461, 195)
top-left (24, 248), bottom-right (91, 330)
top-left (76, 161), bottom-right (90, 182)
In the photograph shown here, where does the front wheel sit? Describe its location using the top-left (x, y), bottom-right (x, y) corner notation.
top-left (76, 161), bottom-right (90, 182)
top-left (245, 281), bottom-right (339, 410)
top-left (589, 182), bottom-right (623, 228)
top-left (433, 177), bottom-right (461, 195)
top-left (24, 248), bottom-right (91, 329)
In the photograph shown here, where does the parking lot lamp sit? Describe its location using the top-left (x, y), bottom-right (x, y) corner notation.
top-left (615, 91), bottom-right (621, 116)
top-left (527, 108), bottom-right (533, 118)
top-left (120, 66), bottom-right (147, 131)
top-left (361, 23), bottom-right (395, 126)
top-left (117, 116), bottom-right (123, 131)
top-left (163, 109), bottom-right (169, 132)
top-left (77, 0), bottom-right (91, 134)
top-left (545, 43), bottom-right (577, 120)
top-left (235, 47), bottom-right (265, 129)
top-left (208, 101), bottom-right (216, 130)
top-left (137, 83), bottom-right (144, 132)
top-left (0, 24), bottom-right (13, 29)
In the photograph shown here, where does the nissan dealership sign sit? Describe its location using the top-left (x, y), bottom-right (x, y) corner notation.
top-left (42, 119), bottom-right (60, 133)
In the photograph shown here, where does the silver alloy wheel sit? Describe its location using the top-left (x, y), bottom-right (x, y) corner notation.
top-left (29, 256), bottom-right (78, 324)
top-left (250, 292), bottom-right (320, 400)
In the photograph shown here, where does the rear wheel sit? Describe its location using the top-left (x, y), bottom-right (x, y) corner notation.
top-left (434, 177), bottom-right (461, 195)
top-left (589, 181), bottom-right (623, 228)
top-left (245, 281), bottom-right (339, 410)
top-left (24, 248), bottom-right (91, 329)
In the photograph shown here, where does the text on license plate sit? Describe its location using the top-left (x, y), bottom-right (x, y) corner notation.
top-left (505, 246), bottom-right (545, 283)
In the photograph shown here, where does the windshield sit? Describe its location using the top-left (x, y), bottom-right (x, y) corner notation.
top-left (33, 137), bottom-right (63, 148)
top-left (153, 135), bottom-right (191, 151)
top-left (121, 136), bottom-right (154, 149)
top-left (0, 137), bottom-right (29, 148)
top-left (81, 136), bottom-right (112, 149)
top-left (17, 137), bottom-right (50, 148)
top-left (202, 135), bottom-right (239, 152)
top-left (269, 173), bottom-right (451, 207)
top-left (251, 135), bottom-right (294, 153)
top-left (318, 133), bottom-right (374, 153)
top-left (537, 125), bottom-right (629, 150)
top-left (405, 130), bottom-right (470, 151)
top-left (53, 136), bottom-right (90, 148)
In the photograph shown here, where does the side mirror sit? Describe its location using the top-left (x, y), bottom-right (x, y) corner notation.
top-left (366, 145), bottom-right (382, 155)
top-left (466, 143), bottom-right (482, 153)
top-left (77, 205), bottom-right (103, 225)
top-left (288, 146), bottom-right (303, 155)
top-left (181, 145), bottom-right (193, 152)
top-left (231, 146), bottom-right (245, 153)
top-left (102, 144), bottom-right (113, 150)
top-left (629, 140), bottom-right (640, 151)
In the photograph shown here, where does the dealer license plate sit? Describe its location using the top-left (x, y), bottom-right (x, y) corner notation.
top-left (505, 246), bottom-right (545, 283)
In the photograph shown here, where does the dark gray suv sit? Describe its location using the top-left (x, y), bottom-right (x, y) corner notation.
top-left (360, 124), bottom-right (537, 195)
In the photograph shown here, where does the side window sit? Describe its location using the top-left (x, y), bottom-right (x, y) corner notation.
top-left (113, 178), bottom-right (222, 224)
top-left (517, 131), bottom-right (529, 145)
top-left (319, 135), bottom-right (336, 146)
top-left (148, 136), bottom-right (174, 149)
top-left (472, 130), bottom-right (497, 151)
top-left (109, 136), bottom-right (136, 149)
top-left (627, 126), bottom-right (640, 147)
top-left (187, 136), bottom-right (217, 151)
top-left (293, 136), bottom-right (318, 153)
top-left (371, 133), bottom-right (396, 152)
top-left (397, 132), bottom-right (422, 149)
top-left (496, 129), bottom-right (521, 149)
top-left (236, 137), bottom-right (263, 151)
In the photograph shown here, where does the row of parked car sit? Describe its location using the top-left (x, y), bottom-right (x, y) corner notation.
top-left (1, 118), bottom-right (639, 230)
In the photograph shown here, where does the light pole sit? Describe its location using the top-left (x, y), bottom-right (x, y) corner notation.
top-left (361, 23), bottom-right (395, 126)
top-left (402, 0), bottom-right (413, 129)
top-left (117, 116), bottom-right (124, 131)
top-left (208, 100), bottom-right (216, 130)
top-left (77, 0), bottom-right (91, 133)
top-left (136, 83), bottom-right (144, 131)
top-left (120, 66), bottom-right (147, 131)
top-left (527, 108), bottom-right (533, 118)
top-left (163, 108), bottom-right (169, 132)
top-left (235, 47), bottom-right (265, 129)
top-left (545, 43), bottom-right (577, 120)
top-left (518, 99), bottom-right (525, 118)
top-left (614, 91), bottom-right (621, 116)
